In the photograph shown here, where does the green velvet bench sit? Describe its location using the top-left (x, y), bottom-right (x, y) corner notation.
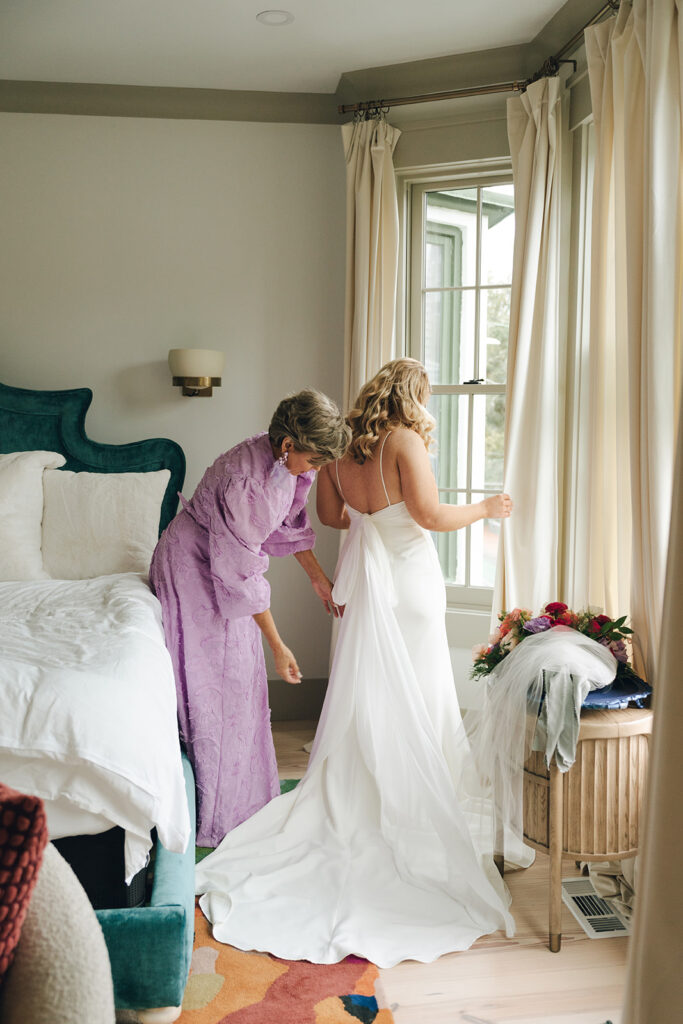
top-left (97, 754), bottom-right (196, 1022)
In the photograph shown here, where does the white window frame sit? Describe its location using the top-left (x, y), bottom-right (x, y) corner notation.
top-left (399, 164), bottom-right (514, 610)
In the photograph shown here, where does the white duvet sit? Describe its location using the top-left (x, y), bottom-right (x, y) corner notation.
top-left (0, 573), bottom-right (191, 881)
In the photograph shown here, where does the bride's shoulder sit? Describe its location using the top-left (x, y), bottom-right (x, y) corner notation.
top-left (389, 426), bottom-right (424, 450)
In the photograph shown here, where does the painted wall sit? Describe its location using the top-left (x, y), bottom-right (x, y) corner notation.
top-left (0, 112), bottom-right (346, 689)
top-left (393, 98), bottom-right (510, 171)
top-left (0, 102), bottom-right (527, 713)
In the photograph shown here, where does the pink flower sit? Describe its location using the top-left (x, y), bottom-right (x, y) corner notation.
top-left (471, 643), bottom-right (488, 661)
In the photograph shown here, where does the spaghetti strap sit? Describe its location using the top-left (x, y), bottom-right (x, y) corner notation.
top-left (379, 432), bottom-right (391, 508)
top-left (335, 459), bottom-right (347, 503)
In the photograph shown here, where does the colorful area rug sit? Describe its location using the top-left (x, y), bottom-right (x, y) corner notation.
top-left (185, 780), bottom-right (394, 1023)
top-left (177, 903), bottom-right (394, 1024)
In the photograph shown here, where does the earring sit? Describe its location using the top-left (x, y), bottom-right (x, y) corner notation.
top-left (278, 450), bottom-right (289, 466)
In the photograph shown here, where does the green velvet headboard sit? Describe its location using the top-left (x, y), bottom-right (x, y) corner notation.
top-left (0, 382), bottom-right (185, 533)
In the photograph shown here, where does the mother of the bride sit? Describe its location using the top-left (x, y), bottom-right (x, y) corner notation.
top-left (151, 389), bottom-right (350, 847)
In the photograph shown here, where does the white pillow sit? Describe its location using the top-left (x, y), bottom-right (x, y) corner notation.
top-left (42, 468), bottom-right (170, 579)
top-left (0, 451), bottom-right (66, 581)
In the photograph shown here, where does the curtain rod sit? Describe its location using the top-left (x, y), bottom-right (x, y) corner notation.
top-left (337, 0), bottom-right (618, 115)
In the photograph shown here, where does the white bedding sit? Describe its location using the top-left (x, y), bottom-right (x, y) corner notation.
top-left (0, 573), bottom-right (191, 882)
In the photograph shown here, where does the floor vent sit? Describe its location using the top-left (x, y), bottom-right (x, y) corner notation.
top-left (561, 877), bottom-right (631, 939)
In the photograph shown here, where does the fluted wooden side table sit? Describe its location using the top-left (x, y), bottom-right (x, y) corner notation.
top-left (522, 706), bottom-right (652, 952)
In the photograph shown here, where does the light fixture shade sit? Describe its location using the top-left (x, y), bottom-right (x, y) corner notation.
top-left (168, 348), bottom-right (225, 378)
top-left (169, 348), bottom-right (225, 396)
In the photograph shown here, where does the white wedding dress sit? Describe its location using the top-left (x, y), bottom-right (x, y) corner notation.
top-left (195, 459), bottom-right (515, 968)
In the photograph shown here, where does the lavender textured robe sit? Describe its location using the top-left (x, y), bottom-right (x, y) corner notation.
top-left (150, 432), bottom-right (316, 847)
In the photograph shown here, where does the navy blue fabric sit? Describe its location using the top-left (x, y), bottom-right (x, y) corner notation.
top-left (582, 676), bottom-right (652, 709)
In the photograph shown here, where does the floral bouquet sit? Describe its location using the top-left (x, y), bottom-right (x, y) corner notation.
top-left (471, 601), bottom-right (641, 682)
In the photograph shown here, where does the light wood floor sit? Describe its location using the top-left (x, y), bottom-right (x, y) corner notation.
top-left (273, 720), bottom-right (627, 1024)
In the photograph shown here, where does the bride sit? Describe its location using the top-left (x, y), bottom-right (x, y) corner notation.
top-left (196, 358), bottom-right (516, 968)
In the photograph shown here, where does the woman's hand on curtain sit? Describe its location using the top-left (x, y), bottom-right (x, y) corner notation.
top-left (483, 494), bottom-right (513, 519)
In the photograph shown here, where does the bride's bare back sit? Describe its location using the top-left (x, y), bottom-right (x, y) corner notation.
top-left (333, 430), bottom-right (403, 514)
top-left (317, 425), bottom-right (512, 532)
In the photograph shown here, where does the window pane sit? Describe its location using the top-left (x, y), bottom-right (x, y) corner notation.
top-left (481, 185), bottom-right (515, 286)
top-left (482, 287), bottom-right (510, 384)
top-left (416, 179), bottom-right (513, 597)
top-left (429, 394), bottom-right (468, 491)
top-left (425, 188), bottom-right (477, 287)
top-left (469, 504), bottom-right (501, 588)
top-left (425, 223), bottom-right (461, 289)
top-left (486, 394), bottom-right (505, 491)
top-left (424, 290), bottom-right (475, 385)
top-left (433, 493), bottom-right (466, 586)
top-left (469, 394), bottom-right (505, 492)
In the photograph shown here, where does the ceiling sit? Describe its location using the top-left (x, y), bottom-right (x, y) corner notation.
top-left (1, 0), bottom-right (569, 95)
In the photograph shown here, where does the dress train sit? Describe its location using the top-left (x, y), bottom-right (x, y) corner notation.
top-left (196, 502), bottom-right (515, 967)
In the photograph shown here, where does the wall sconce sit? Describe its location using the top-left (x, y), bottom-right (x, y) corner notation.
top-left (168, 348), bottom-right (225, 397)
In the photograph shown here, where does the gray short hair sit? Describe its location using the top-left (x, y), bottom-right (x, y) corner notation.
top-left (268, 389), bottom-right (350, 465)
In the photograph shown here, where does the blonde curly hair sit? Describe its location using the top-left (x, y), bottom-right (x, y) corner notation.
top-left (347, 358), bottom-right (434, 463)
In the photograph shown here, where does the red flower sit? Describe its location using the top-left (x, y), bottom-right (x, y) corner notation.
top-left (587, 618), bottom-right (601, 634)
top-left (545, 602), bottom-right (568, 617)
top-left (596, 614), bottom-right (611, 626)
top-left (553, 611), bottom-right (575, 627)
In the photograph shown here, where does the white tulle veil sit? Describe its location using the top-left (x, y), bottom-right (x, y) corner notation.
top-left (461, 627), bottom-right (617, 866)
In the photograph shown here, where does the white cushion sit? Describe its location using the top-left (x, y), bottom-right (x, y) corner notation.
top-left (0, 844), bottom-right (115, 1024)
top-left (42, 468), bottom-right (170, 579)
top-left (0, 451), bottom-right (66, 581)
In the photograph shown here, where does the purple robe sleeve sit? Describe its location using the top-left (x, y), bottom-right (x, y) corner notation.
top-left (207, 477), bottom-right (274, 619)
top-left (261, 471), bottom-right (317, 557)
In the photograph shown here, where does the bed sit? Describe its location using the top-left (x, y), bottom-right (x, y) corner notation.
top-left (0, 381), bottom-right (196, 1022)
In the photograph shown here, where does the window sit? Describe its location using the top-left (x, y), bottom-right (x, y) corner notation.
top-left (408, 178), bottom-right (515, 606)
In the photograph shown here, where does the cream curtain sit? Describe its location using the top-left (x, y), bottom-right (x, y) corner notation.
top-left (564, 15), bottom-right (633, 619)
top-left (492, 77), bottom-right (565, 621)
top-left (327, 119), bottom-right (401, 671)
top-left (599, 2), bottom-right (683, 1017)
top-left (623, 382), bottom-right (683, 1020)
top-left (341, 118), bottom-right (401, 410)
top-left (584, 0), bottom-right (682, 680)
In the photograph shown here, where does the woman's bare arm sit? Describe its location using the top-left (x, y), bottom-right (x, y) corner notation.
top-left (252, 608), bottom-right (302, 684)
top-left (316, 463), bottom-right (350, 530)
top-left (293, 548), bottom-right (342, 617)
top-left (396, 429), bottom-right (512, 531)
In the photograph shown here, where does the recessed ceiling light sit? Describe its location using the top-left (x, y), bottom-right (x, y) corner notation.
top-left (256, 9), bottom-right (294, 26)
